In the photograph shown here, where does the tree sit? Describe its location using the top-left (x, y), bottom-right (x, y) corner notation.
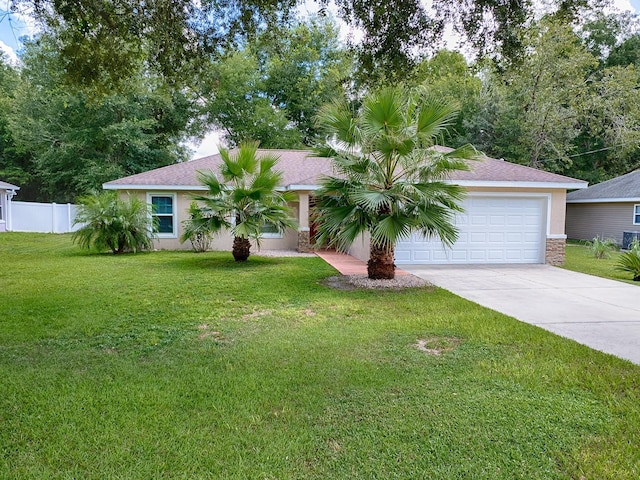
top-left (11, 0), bottom-right (609, 90)
top-left (313, 87), bottom-right (479, 280)
top-left (0, 54), bottom-right (40, 199)
top-left (466, 20), bottom-right (599, 172)
top-left (188, 142), bottom-right (296, 261)
top-left (9, 36), bottom-right (197, 202)
top-left (200, 50), bottom-right (303, 148)
top-left (72, 191), bottom-right (155, 254)
top-left (200, 17), bottom-right (352, 148)
top-left (409, 50), bottom-right (482, 147)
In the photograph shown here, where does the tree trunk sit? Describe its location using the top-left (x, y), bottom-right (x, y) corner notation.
top-left (367, 242), bottom-right (395, 279)
top-left (232, 236), bottom-right (251, 261)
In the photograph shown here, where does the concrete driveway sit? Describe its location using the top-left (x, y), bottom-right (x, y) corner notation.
top-left (402, 264), bottom-right (640, 365)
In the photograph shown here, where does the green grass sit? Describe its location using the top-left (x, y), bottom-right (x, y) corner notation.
top-left (1, 233), bottom-right (639, 479)
top-left (563, 243), bottom-right (640, 284)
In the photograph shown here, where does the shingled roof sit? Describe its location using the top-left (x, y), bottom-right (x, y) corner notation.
top-left (566, 170), bottom-right (640, 203)
top-left (103, 148), bottom-right (587, 190)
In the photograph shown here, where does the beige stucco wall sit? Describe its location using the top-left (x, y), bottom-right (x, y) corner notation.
top-left (117, 190), bottom-right (302, 251)
top-left (566, 202), bottom-right (640, 244)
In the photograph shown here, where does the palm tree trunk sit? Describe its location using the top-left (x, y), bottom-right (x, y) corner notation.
top-left (367, 242), bottom-right (395, 279)
top-left (232, 236), bottom-right (251, 261)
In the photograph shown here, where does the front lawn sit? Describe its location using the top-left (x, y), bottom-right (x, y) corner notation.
top-left (562, 243), bottom-right (638, 284)
top-left (1, 233), bottom-right (639, 479)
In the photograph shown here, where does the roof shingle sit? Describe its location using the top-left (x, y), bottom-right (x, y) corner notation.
top-left (103, 148), bottom-right (586, 190)
top-left (566, 170), bottom-right (640, 202)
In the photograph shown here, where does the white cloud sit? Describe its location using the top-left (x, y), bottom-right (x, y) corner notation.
top-left (188, 131), bottom-right (221, 159)
top-left (0, 39), bottom-right (18, 63)
top-left (611, 0), bottom-right (634, 12)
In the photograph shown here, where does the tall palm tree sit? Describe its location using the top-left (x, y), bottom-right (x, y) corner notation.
top-left (187, 142), bottom-right (296, 261)
top-left (314, 87), bottom-right (479, 279)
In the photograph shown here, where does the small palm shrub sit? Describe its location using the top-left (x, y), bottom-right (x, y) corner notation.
top-left (73, 191), bottom-right (155, 254)
top-left (588, 236), bottom-right (617, 259)
top-left (616, 249), bottom-right (640, 281)
top-left (180, 202), bottom-right (213, 252)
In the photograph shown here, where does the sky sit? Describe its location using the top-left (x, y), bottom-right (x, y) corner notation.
top-left (1, 0), bottom-right (640, 158)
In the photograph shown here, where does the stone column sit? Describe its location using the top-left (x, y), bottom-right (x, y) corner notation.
top-left (297, 192), bottom-right (311, 252)
top-left (545, 237), bottom-right (566, 265)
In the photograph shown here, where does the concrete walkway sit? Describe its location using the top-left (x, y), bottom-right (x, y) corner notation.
top-left (402, 264), bottom-right (640, 365)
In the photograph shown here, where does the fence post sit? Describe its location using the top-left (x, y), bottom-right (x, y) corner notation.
top-left (67, 203), bottom-right (72, 232)
top-left (52, 202), bottom-right (57, 233)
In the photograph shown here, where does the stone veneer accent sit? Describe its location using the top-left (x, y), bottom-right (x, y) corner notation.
top-left (545, 237), bottom-right (566, 265)
top-left (297, 230), bottom-right (311, 253)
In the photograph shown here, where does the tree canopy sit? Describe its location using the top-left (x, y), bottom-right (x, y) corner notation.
top-left (10, 0), bottom-right (615, 90)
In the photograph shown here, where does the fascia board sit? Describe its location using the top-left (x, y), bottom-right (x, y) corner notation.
top-left (447, 180), bottom-right (589, 189)
top-left (103, 184), bottom-right (208, 191)
top-left (566, 197), bottom-right (640, 204)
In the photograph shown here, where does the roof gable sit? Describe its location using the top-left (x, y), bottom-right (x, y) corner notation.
top-left (103, 148), bottom-right (587, 191)
top-left (566, 170), bottom-right (640, 202)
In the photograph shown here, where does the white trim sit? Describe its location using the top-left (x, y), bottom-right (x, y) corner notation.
top-left (147, 192), bottom-right (178, 238)
top-left (448, 180), bottom-right (587, 189)
top-left (260, 232), bottom-right (284, 239)
top-left (106, 184), bottom-right (207, 191)
top-left (547, 234), bottom-right (567, 239)
top-left (105, 181), bottom-right (584, 192)
top-left (566, 197), bottom-right (640, 204)
top-left (634, 204), bottom-right (640, 226)
top-left (298, 227), bottom-right (310, 232)
top-left (285, 184), bottom-right (321, 191)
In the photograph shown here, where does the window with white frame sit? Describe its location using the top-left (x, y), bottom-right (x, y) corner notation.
top-left (260, 222), bottom-right (283, 238)
top-left (149, 194), bottom-right (177, 237)
top-left (634, 204), bottom-right (640, 225)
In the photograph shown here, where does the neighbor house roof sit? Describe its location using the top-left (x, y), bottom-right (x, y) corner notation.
top-left (103, 148), bottom-right (587, 191)
top-left (0, 180), bottom-right (20, 191)
top-left (566, 170), bottom-right (640, 203)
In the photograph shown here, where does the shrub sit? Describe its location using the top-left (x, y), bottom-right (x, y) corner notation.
top-left (587, 236), bottom-right (617, 259)
top-left (72, 191), bottom-right (155, 254)
top-left (615, 250), bottom-right (640, 281)
top-left (180, 202), bottom-right (213, 253)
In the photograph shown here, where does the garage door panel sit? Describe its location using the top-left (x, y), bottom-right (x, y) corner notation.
top-left (395, 196), bottom-right (546, 265)
top-left (506, 232), bottom-right (522, 242)
top-left (469, 250), bottom-right (487, 260)
top-left (413, 250), bottom-right (431, 261)
top-left (470, 232), bottom-right (486, 243)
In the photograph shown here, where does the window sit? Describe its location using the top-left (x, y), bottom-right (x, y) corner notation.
top-left (260, 222), bottom-right (283, 238)
top-left (149, 194), bottom-right (176, 237)
top-left (635, 205), bottom-right (640, 225)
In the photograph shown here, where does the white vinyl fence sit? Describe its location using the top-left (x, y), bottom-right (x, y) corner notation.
top-left (10, 201), bottom-right (80, 233)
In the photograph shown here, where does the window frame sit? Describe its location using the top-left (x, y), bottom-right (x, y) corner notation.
top-left (148, 193), bottom-right (178, 238)
top-left (260, 222), bottom-right (284, 239)
top-left (634, 204), bottom-right (640, 225)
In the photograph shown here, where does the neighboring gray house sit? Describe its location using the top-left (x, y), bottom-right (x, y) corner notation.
top-left (566, 170), bottom-right (640, 245)
top-left (0, 180), bottom-right (19, 232)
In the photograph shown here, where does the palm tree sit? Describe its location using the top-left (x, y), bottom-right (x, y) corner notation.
top-left (187, 142), bottom-right (296, 261)
top-left (314, 87), bottom-right (479, 279)
top-left (72, 191), bottom-right (155, 254)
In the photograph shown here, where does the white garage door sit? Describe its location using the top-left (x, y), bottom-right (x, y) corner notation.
top-left (395, 196), bottom-right (546, 265)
